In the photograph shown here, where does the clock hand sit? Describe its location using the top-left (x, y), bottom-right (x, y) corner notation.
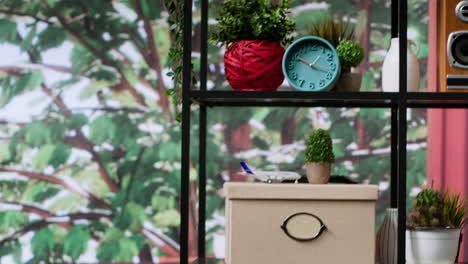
top-left (297, 55), bottom-right (330, 72)
top-left (296, 55), bottom-right (314, 68)
top-left (312, 56), bottom-right (320, 65)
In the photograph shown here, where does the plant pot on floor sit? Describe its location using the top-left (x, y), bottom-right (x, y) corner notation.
top-left (305, 162), bottom-right (331, 184)
top-left (224, 40), bottom-right (285, 91)
top-left (406, 228), bottom-right (461, 264)
top-left (335, 72), bottom-right (362, 92)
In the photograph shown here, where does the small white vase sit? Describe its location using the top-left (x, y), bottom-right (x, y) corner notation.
top-left (382, 38), bottom-right (420, 92)
top-left (305, 162), bottom-right (331, 184)
top-left (376, 208), bottom-right (398, 264)
top-left (406, 228), bottom-right (461, 264)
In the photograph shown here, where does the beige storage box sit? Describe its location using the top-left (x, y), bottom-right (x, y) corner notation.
top-left (225, 182), bottom-right (378, 264)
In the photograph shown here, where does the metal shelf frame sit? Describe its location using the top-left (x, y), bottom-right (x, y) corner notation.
top-left (180, 1), bottom-right (468, 263)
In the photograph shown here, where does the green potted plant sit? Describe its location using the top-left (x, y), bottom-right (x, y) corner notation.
top-left (304, 129), bottom-right (335, 184)
top-left (336, 40), bottom-right (364, 92)
top-left (406, 188), bottom-right (467, 264)
top-left (210, 0), bottom-right (295, 91)
top-left (308, 17), bottom-right (365, 92)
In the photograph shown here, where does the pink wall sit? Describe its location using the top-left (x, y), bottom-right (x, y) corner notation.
top-left (427, 0), bottom-right (468, 261)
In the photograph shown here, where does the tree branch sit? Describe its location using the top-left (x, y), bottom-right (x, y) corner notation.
top-left (39, 0), bottom-right (114, 67)
top-left (121, 24), bottom-right (153, 68)
top-left (0, 64), bottom-right (72, 74)
top-left (1, 66), bottom-right (119, 192)
top-left (0, 120), bottom-right (26, 127)
top-left (0, 168), bottom-right (111, 209)
top-left (0, 219), bottom-right (49, 246)
top-left (70, 107), bottom-right (146, 114)
top-left (0, 200), bottom-right (179, 257)
top-left (39, 0), bottom-right (147, 107)
top-left (0, 9), bottom-right (54, 25)
top-left (335, 139), bottom-right (427, 163)
top-left (142, 222), bottom-right (180, 257)
top-left (129, 0), bottom-right (169, 114)
top-left (138, 244), bottom-right (153, 264)
top-left (0, 201), bottom-right (111, 246)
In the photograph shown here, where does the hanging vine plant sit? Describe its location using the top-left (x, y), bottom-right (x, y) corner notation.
top-left (164, 0), bottom-right (197, 121)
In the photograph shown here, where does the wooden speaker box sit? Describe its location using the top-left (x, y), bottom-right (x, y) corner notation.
top-left (438, 0), bottom-right (468, 92)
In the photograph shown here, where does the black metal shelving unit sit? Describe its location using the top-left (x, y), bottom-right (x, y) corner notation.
top-left (180, 0), bottom-right (468, 264)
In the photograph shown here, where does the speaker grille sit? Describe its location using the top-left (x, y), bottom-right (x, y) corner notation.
top-left (456, 1), bottom-right (468, 23)
top-left (448, 31), bottom-right (468, 70)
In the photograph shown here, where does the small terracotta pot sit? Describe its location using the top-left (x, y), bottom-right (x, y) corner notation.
top-left (305, 162), bottom-right (331, 184)
top-left (335, 72), bottom-right (362, 92)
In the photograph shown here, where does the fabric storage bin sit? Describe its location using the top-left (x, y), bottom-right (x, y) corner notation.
top-left (224, 182), bottom-right (378, 264)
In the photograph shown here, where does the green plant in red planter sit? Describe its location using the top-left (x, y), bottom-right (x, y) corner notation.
top-left (210, 0), bottom-right (295, 91)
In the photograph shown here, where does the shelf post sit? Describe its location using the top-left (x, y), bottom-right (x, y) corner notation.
top-left (198, 0), bottom-right (209, 261)
top-left (391, 106), bottom-right (398, 208)
top-left (181, 0), bottom-right (193, 263)
top-left (397, 0), bottom-right (408, 263)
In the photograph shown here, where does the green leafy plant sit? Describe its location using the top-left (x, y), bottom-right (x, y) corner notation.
top-left (308, 16), bottom-right (355, 48)
top-left (408, 189), bottom-right (467, 229)
top-left (336, 40), bottom-right (364, 69)
top-left (304, 129), bottom-right (335, 164)
top-left (210, 0), bottom-right (295, 46)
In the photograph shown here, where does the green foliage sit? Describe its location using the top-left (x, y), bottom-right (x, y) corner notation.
top-left (304, 129), bottom-right (335, 164)
top-left (0, 72), bottom-right (43, 107)
top-left (38, 26), bottom-right (67, 51)
top-left (336, 40), bottom-right (364, 69)
top-left (164, 0), bottom-right (186, 119)
top-left (408, 189), bottom-right (467, 228)
top-left (20, 25), bottom-right (37, 52)
top-left (67, 114), bottom-right (88, 129)
top-left (64, 225), bottom-right (90, 261)
top-left (308, 16), bottom-right (355, 47)
top-left (97, 229), bottom-right (140, 262)
top-left (31, 228), bottom-right (54, 260)
top-left (443, 193), bottom-right (467, 228)
top-left (89, 115), bottom-right (116, 145)
top-left (210, 0), bottom-right (295, 46)
top-left (97, 241), bottom-right (119, 262)
top-left (0, 0), bottom-right (431, 261)
top-left (0, 19), bottom-right (18, 43)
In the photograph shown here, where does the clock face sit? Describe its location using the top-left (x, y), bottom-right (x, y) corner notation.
top-left (282, 37), bottom-right (341, 91)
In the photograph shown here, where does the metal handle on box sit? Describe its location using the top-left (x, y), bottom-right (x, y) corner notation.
top-left (280, 212), bottom-right (327, 242)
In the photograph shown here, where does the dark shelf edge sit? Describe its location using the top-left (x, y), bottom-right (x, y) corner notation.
top-left (190, 90), bottom-right (398, 100)
top-left (190, 91), bottom-right (468, 108)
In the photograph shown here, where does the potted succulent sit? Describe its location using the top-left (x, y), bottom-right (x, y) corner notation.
top-left (304, 129), bottom-right (335, 184)
top-left (210, 0), bottom-right (295, 91)
top-left (336, 40), bottom-right (364, 92)
top-left (308, 17), bottom-right (365, 91)
top-left (406, 188), bottom-right (467, 264)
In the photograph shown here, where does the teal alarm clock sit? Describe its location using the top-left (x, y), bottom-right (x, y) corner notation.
top-left (282, 36), bottom-right (341, 91)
